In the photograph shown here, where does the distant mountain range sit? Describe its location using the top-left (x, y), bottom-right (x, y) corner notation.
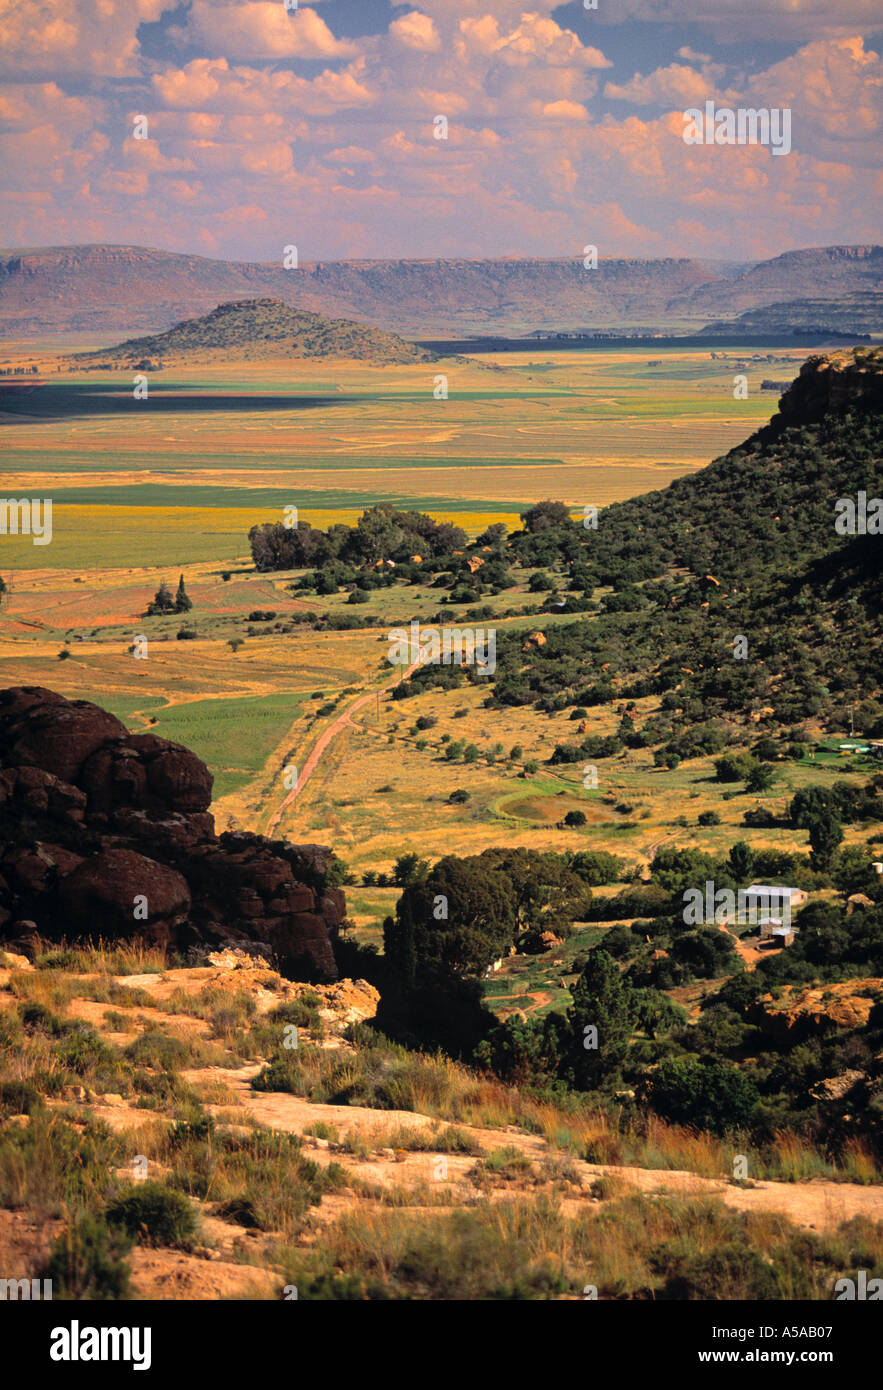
top-left (68, 298), bottom-right (434, 367)
top-left (1, 243), bottom-right (881, 341)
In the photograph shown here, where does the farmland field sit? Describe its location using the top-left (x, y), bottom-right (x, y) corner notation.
top-left (0, 345), bottom-right (794, 569)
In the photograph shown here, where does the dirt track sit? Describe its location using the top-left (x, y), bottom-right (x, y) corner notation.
top-left (265, 653), bottom-right (423, 835)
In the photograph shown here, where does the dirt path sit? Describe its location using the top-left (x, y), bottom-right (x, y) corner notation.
top-left (265, 654), bottom-right (423, 836)
top-left (177, 1063), bottom-right (883, 1235)
top-left (485, 988), bottom-right (553, 1017)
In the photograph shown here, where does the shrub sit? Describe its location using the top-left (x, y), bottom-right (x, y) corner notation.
top-left (125, 1032), bottom-right (189, 1070)
top-left (106, 1182), bottom-right (198, 1248)
top-left (0, 1080), bottom-right (42, 1116)
top-left (42, 1213), bottom-right (133, 1300)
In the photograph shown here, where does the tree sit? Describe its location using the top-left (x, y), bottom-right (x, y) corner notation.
top-left (521, 499), bottom-right (571, 533)
top-left (790, 785), bottom-right (839, 829)
top-left (564, 810), bottom-right (587, 827)
top-left (746, 763), bottom-right (777, 793)
top-left (641, 1058), bottom-right (759, 1135)
top-left (806, 811), bottom-right (843, 872)
top-left (728, 841), bottom-right (755, 882)
top-left (392, 853), bottom-right (429, 887)
top-left (475, 522), bottom-right (509, 550)
top-left (473, 1014), bottom-right (563, 1086)
top-left (386, 856), bottom-right (518, 982)
top-left (566, 949), bottom-right (636, 1090)
top-left (174, 574), bottom-right (192, 613)
top-left (146, 579), bottom-right (175, 615)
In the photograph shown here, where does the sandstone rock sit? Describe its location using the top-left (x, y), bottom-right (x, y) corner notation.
top-left (206, 948), bottom-right (273, 972)
top-left (750, 980), bottom-right (882, 1040)
top-left (0, 949), bottom-right (33, 971)
top-left (809, 1070), bottom-right (865, 1102)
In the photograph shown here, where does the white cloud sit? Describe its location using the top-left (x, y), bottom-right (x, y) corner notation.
top-left (390, 12), bottom-right (442, 53)
top-left (171, 3), bottom-right (357, 61)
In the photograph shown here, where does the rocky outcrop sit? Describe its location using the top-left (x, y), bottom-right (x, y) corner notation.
top-left (749, 980), bottom-right (882, 1040)
top-left (0, 687), bottom-right (343, 979)
top-left (777, 347), bottom-right (883, 426)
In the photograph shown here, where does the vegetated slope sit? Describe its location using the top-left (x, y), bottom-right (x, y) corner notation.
top-left (2, 242), bottom-right (881, 338)
top-left (488, 347), bottom-right (883, 732)
top-left (68, 298), bottom-right (435, 366)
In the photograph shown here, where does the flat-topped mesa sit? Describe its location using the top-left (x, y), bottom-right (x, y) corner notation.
top-left (0, 686), bottom-right (341, 979)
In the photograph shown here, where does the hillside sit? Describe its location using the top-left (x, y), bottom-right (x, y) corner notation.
top-left (68, 298), bottom-right (435, 367)
top-left (483, 348), bottom-right (883, 735)
top-left (2, 242), bottom-right (881, 339)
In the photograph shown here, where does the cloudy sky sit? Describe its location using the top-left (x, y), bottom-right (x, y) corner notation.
top-left (1, 0), bottom-right (880, 262)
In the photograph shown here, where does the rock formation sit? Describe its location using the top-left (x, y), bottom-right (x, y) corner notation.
top-left (0, 687), bottom-right (342, 979)
top-left (749, 979), bottom-right (882, 1040)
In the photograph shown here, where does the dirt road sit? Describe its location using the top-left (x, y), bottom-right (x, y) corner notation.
top-left (265, 653), bottom-right (422, 836)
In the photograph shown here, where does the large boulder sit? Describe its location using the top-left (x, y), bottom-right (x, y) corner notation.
top-left (0, 687), bottom-right (127, 783)
top-left (0, 687), bottom-right (341, 979)
top-left (57, 848), bottom-right (191, 942)
top-left (80, 734), bottom-right (212, 814)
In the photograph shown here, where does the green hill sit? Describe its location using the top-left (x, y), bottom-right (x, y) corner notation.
top-left (71, 297), bottom-right (434, 366)
top-left (480, 347), bottom-right (883, 739)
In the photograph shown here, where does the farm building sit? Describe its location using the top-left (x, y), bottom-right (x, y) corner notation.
top-left (743, 885), bottom-right (807, 917)
top-left (759, 917), bottom-right (799, 946)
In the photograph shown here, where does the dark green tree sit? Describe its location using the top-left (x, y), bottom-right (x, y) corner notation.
top-left (806, 811), bottom-right (843, 872)
top-left (146, 578), bottom-right (175, 615)
top-left (386, 856), bottom-right (517, 982)
top-left (566, 948), bottom-right (636, 1090)
top-left (728, 841), bottom-right (755, 882)
top-left (174, 574), bottom-right (192, 612)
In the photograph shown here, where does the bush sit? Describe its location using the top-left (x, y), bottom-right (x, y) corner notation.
top-left (125, 1032), bottom-right (189, 1070)
top-left (0, 1080), bottom-right (42, 1116)
top-left (643, 1059), bottom-right (759, 1135)
top-left (42, 1213), bottom-right (133, 1300)
top-left (106, 1182), bottom-right (198, 1248)
top-left (698, 810), bottom-right (721, 826)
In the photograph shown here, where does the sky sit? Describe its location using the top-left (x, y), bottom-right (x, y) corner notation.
top-left (0, 0), bottom-right (881, 263)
